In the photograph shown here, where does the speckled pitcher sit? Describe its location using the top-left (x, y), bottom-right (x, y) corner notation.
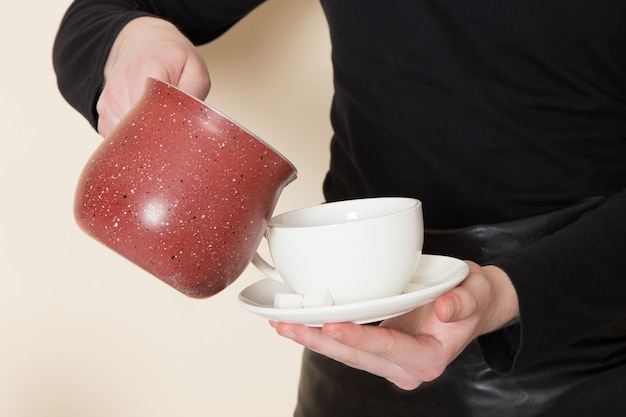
top-left (74, 78), bottom-right (297, 298)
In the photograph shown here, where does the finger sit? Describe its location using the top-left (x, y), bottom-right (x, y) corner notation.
top-left (96, 82), bottom-right (131, 137)
top-left (96, 106), bottom-right (120, 138)
top-left (274, 322), bottom-right (421, 389)
top-left (435, 264), bottom-right (490, 323)
top-left (96, 107), bottom-right (124, 138)
top-left (177, 56), bottom-right (211, 101)
top-left (324, 322), bottom-right (447, 383)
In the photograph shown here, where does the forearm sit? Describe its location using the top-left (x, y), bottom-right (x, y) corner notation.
top-left (484, 190), bottom-right (626, 373)
top-left (53, 1), bottom-right (151, 127)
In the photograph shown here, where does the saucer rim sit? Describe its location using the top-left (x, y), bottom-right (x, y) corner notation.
top-left (238, 254), bottom-right (469, 326)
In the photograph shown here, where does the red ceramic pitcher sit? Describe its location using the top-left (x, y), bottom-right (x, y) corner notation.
top-left (74, 78), bottom-right (297, 298)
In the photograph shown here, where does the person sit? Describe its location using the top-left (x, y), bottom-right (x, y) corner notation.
top-left (53, 1), bottom-right (626, 416)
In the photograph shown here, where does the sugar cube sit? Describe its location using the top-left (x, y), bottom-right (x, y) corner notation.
top-left (274, 292), bottom-right (304, 309)
top-left (303, 287), bottom-right (334, 308)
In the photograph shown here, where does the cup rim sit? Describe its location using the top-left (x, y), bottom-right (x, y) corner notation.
top-left (269, 197), bottom-right (421, 228)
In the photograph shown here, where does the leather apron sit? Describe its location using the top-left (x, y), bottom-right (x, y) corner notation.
top-left (294, 197), bottom-right (626, 417)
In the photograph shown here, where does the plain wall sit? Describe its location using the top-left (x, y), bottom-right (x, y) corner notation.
top-left (0, 1), bottom-right (332, 416)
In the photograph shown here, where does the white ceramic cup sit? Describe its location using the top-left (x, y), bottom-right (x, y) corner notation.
top-left (251, 197), bottom-right (423, 305)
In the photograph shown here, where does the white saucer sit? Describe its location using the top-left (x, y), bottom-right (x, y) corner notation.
top-left (238, 254), bottom-right (469, 326)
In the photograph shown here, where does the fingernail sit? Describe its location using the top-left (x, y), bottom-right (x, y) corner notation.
top-left (445, 297), bottom-right (458, 319)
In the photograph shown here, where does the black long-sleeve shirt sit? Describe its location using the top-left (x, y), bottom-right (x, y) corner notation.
top-left (53, 0), bottom-right (626, 374)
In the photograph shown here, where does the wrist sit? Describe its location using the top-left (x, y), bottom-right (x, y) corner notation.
top-left (479, 265), bottom-right (519, 335)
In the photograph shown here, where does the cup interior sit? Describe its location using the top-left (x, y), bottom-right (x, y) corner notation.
top-left (269, 197), bottom-right (420, 228)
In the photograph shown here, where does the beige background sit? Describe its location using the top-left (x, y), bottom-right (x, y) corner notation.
top-left (1, 1), bottom-right (332, 416)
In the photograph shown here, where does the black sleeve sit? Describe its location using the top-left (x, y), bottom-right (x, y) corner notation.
top-left (52, 0), bottom-right (265, 129)
top-left (479, 189), bottom-right (626, 373)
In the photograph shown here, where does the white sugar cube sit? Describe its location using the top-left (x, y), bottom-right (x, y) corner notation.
top-left (303, 287), bottom-right (334, 308)
top-left (274, 292), bottom-right (304, 309)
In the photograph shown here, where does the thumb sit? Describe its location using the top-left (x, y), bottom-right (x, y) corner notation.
top-left (434, 271), bottom-right (488, 323)
top-left (435, 290), bottom-right (478, 323)
top-left (177, 55), bottom-right (211, 101)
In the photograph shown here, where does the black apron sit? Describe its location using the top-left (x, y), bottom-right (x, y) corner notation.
top-left (294, 197), bottom-right (626, 417)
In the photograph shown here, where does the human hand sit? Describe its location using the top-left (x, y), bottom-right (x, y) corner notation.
top-left (96, 16), bottom-right (211, 137)
top-left (271, 261), bottom-right (519, 390)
